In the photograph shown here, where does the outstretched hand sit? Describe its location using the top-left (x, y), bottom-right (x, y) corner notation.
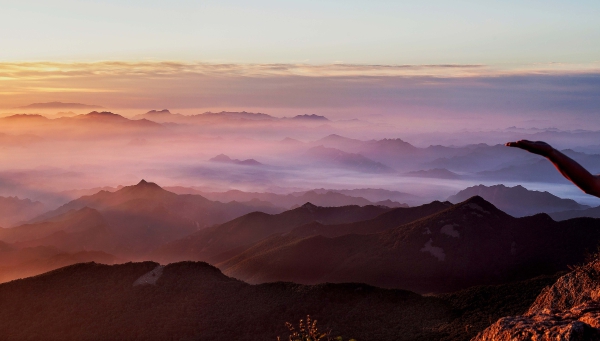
top-left (505, 140), bottom-right (554, 157)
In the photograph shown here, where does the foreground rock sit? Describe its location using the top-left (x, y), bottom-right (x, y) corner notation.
top-left (474, 261), bottom-right (600, 340)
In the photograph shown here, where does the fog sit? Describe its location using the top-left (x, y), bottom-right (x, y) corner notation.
top-left (1, 107), bottom-right (600, 213)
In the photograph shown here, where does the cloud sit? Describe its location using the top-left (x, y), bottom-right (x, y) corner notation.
top-left (1, 61), bottom-right (599, 128)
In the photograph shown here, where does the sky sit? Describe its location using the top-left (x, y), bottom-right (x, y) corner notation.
top-left (1, 0), bottom-right (599, 64)
top-left (0, 1), bottom-right (599, 130)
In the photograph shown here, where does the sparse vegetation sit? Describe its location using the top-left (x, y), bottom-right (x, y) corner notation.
top-left (277, 315), bottom-right (355, 341)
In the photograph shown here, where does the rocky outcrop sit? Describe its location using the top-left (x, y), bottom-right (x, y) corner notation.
top-left (473, 261), bottom-right (600, 341)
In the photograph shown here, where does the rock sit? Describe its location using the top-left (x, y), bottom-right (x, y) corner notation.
top-left (473, 261), bottom-right (600, 341)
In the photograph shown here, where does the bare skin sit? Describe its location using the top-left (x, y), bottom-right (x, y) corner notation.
top-left (506, 140), bottom-right (600, 198)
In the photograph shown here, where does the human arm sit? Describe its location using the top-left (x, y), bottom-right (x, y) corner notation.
top-left (506, 140), bottom-right (600, 197)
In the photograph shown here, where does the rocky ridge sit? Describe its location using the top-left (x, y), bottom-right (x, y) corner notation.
top-left (474, 260), bottom-right (600, 340)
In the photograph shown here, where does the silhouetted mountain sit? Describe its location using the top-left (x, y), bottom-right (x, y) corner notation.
top-left (549, 205), bottom-right (600, 221)
top-left (3, 114), bottom-right (48, 121)
top-left (201, 111), bottom-right (275, 121)
top-left (209, 154), bottom-right (263, 166)
top-left (305, 145), bottom-right (396, 173)
top-left (312, 134), bottom-right (366, 151)
top-left (424, 144), bottom-right (530, 173)
top-left (0, 261), bottom-right (559, 341)
top-left (16, 102), bottom-right (103, 109)
top-left (166, 187), bottom-right (408, 209)
top-left (28, 180), bottom-right (282, 256)
top-left (0, 207), bottom-right (111, 251)
top-left (0, 248), bottom-right (118, 283)
top-left (69, 111), bottom-right (163, 128)
top-left (152, 203), bottom-right (392, 264)
top-left (290, 114), bottom-right (329, 121)
top-left (320, 188), bottom-right (419, 205)
top-left (448, 184), bottom-right (589, 217)
top-left (289, 201), bottom-right (451, 238)
top-left (0, 196), bottom-right (46, 227)
top-left (404, 168), bottom-right (461, 179)
top-left (219, 196), bottom-right (600, 293)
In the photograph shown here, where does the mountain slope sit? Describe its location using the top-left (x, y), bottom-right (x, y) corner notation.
top-left (220, 196), bottom-right (600, 293)
top-left (289, 200), bottom-right (452, 238)
top-left (152, 203), bottom-right (392, 264)
top-left (448, 184), bottom-right (589, 217)
top-left (305, 145), bottom-right (396, 173)
top-left (26, 180), bottom-right (283, 256)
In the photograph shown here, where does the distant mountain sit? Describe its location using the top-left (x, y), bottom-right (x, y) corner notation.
top-left (448, 184), bottom-right (589, 217)
top-left (209, 154), bottom-right (263, 166)
top-left (289, 114), bottom-right (329, 121)
top-left (549, 206), bottom-right (600, 221)
top-left (2, 111), bottom-right (163, 137)
top-left (16, 102), bottom-right (103, 109)
top-left (201, 111), bottom-right (275, 121)
top-left (319, 188), bottom-right (419, 204)
top-left (219, 196), bottom-right (600, 293)
top-left (305, 145), bottom-right (396, 173)
top-left (165, 187), bottom-right (409, 209)
top-left (404, 168), bottom-right (461, 179)
top-left (0, 248), bottom-right (118, 283)
top-left (27, 180), bottom-right (282, 256)
top-left (279, 137), bottom-right (304, 146)
top-left (132, 109), bottom-right (188, 122)
top-left (0, 196), bottom-right (46, 227)
top-left (477, 150), bottom-right (600, 183)
top-left (152, 203), bottom-right (392, 264)
top-left (312, 134), bottom-right (366, 151)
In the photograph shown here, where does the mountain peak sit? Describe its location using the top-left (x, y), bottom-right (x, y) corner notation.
top-left (146, 109), bottom-right (172, 115)
top-left (115, 180), bottom-right (168, 196)
top-left (456, 195), bottom-right (501, 213)
top-left (81, 111), bottom-right (126, 120)
top-left (300, 202), bottom-right (318, 209)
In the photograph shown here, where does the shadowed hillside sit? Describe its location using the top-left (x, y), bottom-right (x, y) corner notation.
top-left (152, 203), bottom-right (392, 264)
top-left (219, 196), bottom-right (600, 293)
top-left (0, 261), bottom-right (561, 341)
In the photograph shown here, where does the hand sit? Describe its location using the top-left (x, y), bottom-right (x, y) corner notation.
top-left (505, 140), bottom-right (554, 157)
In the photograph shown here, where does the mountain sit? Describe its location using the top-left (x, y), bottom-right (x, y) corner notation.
top-left (209, 154), bottom-right (263, 166)
top-left (320, 188), bottom-right (419, 205)
top-left (288, 201), bottom-right (452, 238)
top-left (16, 102), bottom-right (103, 109)
top-left (27, 180), bottom-right (283, 256)
top-left (152, 203), bottom-right (393, 264)
top-left (200, 111), bottom-right (275, 121)
top-left (0, 207), bottom-right (110, 249)
top-left (305, 145), bottom-right (396, 173)
top-left (448, 184), bottom-right (589, 217)
top-left (550, 205), bottom-right (600, 221)
top-left (132, 109), bottom-right (188, 123)
top-left (0, 196), bottom-right (46, 227)
top-left (0, 247), bottom-right (118, 283)
top-left (219, 196), bottom-right (600, 293)
top-left (166, 187), bottom-right (408, 209)
top-left (290, 114), bottom-right (329, 121)
top-left (404, 168), bottom-right (461, 179)
top-left (312, 134), bottom-right (367, 151)
top-left (0, 260), bottom-right (560, 341)
top-left (68, 111), bottom-right (162, 128)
